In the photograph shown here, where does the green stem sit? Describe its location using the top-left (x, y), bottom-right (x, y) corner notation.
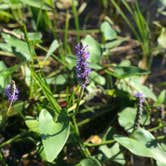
top-left (149, 122), bottom-right (166, 132)
top-left (0, 131), bottom-right (31, 149)
top-left (72, 0), bottom-right (80, 42)
top-left (64, 10), bottom-right (70, 52)
top-left (74, 87), bottom-right (84, 115)
top-left (71, 117), bottom-right (91, 158)
top-left (71, 86), bottom-right (91, 158)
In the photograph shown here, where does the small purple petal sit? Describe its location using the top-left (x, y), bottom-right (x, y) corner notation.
top-left (75, 43), bottom-right (91, 87)
top-left (135, 92), bottom-right (145, 103)
top-left (5, 82), bottom-right (19, 103)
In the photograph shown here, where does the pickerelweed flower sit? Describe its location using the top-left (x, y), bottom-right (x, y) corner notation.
top-left (5, 80), bottom-right (19, 103)
top-left (134, 92), bottom-right (144, 129)
top-left (75, 43), bottom-right (91, 88)
top-left (135, 92), bottom-right (145, 103)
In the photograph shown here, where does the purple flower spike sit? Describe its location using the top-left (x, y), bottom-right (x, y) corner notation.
top-left (5, 80), bottom-right (19, 103)
top-left (135, 92), bottom-right (145, 103)
top-left (75, 43), bottom-right (91, 88)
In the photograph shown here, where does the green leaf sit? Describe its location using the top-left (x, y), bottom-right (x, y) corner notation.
top-left (28, 32), bottom-right (42, 44)
top-left (20, 0), bottom-right (52, 10)
top-left (54, 75), bottom-right (66, 85)
top-left (102, 37), bottom-right (126, 49)
top-left (155, 90), bottom-right (166, 105)
top-left (0, 33), bottom-right (32, 61)
top-left (39, 109), bottom-right (70, 162)
top-left (158, 28), bottom-right (166, 48)
top-left (106, 65), bottom-right (150, 79)
top-left (117, 77), bottom-right (157, 101)
top-left (45, 40), bottom-right (60, 60)
top-left (82, 35), bottom-right (101, 66)
top-left (0, 61), bottom-right (8, 92)
top-left (0, 10), bottom-right (12, 22)
top-left (100, 21), bottom-right (117, 41)
top-left (0, 61), bottom-right (20, 93)
top-left (118, 107), bottom-right (149, 133)
top-left (89, 71), bottom-right (105, 85)
top-left (77, 158), bottom-right (102, 166)
top-left (46, 74), bottom-right (67, 85)
top-left (21, 65), bottom-right (31, 86)
top-left (99, 143), bottom-right (125, 165)
top-left (25, 116), bottom-right (40, 134)
top-left (114, 128), bottom-right (166, 164)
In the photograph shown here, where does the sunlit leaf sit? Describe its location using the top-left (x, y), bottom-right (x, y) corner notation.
top-left (100, 21), bottom-right (117, 41)
top-left (99, 143), bottom-right (125, 165)
top-left (89, 71), bottom-right (105, 85)
top-left (118, 107), bottom-right (150, 133)
top-left (45, 39), bottom-right (60, 60)
top-left (82, 35), bottom-right (101, 67)
top-left (158, 28), bottom-right (166, 48)
top-left (0, 33), bottom-right (32, 61)
top-left (25, 116), bottom-right (40, 134)
top-left (114, 128), bottom-right (166, 165)
top-left (106, 65), bottom-right (150, 79)
top-left (39, 109), bottom-right (70, 162)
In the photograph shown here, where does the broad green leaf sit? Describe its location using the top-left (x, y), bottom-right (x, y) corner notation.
top-left (28, 32), bottom-right (42, 44)
top-left (21, 65), bottom-right (31, 86)
top-left (118, 107), bottom-right (149, 133)
top-left (0, 61), bottom-right (8, 92)
top-left (100, 21), bottom-right (117, 41)
top-left (65, 54), bottom-right (76, 69)
top-left (45, 39), bottom-right (60, 60)
top-left (89, 71), bottom-right (105, 85)
top-left (102, 37), bottom-right (127, 49)
top-left (155, 90), bottom-right (166, 106)
top-left (82, 35), bottom-right (101, 66)
top-left (117, 77), bottom-right (157, 101)
top-left (0, 64), bottom-right (21, 77)
top-left (89, 63), bottom-right (102, 70)
top-left (39, 109), bottom-right (70, 162)
top-left (130, 79), bottom-right (157, 101)
top-left (25, 116), bottom-right (40, 134)
top-left (0, 11), bottom-right (12, 22)
top-left (106, 65), bottom-right (150, 79)
top-left (46, 74), bottom-right (67, 85)
top-left (54, 75), bottom-right (66, 85)
top-left (158, 28), bottom-right (166, 48)
top-left (114, 128), bottom-right (166, 164)
top-left (0, 61), bottom-right (20, 93)
top-left (0, 33), bottom-right (32, 61)
top-left (20, 0), bottom-right (52, 10)
top-left (99, 143), bottom-right (125, 165)
top-left (76, 158), bottom-right (102, 166)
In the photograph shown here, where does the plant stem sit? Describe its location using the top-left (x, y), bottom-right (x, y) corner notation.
top-left (0, 131), bottom-right (31, 149)
top-left (71, 87), bottom-right (91, 158)
top-left (72, 0), bottom-right (80, 42)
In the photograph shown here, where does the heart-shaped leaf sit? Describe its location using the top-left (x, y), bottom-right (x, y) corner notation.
top-left (100, 21), bottom-right (117, 41)
top-left (114, 128), bottom-right (166, 165)
top-left (39, 109), bottom-right (70, 162)
top-left (118, 107), bottom-right (149, 133)
top-left (82, 35), bottom-right (101, 67)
